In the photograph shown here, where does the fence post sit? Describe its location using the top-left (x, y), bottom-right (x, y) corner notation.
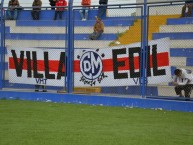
top-left (66, 0), bottom-right (74, 93)
top-left (141, 0), bottom-right (148, 98)
top-left (0, 0), bottom-right (5, 89)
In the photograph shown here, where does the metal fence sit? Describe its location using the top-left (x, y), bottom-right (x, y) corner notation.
top-left (72, 5), bottom-right (142, 96)
top-left (2, 7), bottom-right (68, 93)
top-left (147, 1), bottom-right (193, 98)
top-left (0, 0), bottom-right (193, 100)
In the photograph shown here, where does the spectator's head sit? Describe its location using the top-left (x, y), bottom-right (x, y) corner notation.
top-left (174, 69), bottom-right (182, 77)
top-left (95, 16), bottom-right (101, 22)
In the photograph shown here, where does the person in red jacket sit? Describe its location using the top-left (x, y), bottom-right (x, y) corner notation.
top-left (53, 0), bottom-right (67, 20)
top-left (79, 0), bottom-right (91, 21)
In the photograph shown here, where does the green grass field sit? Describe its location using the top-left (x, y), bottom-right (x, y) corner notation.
top-left (0, 100), bottom-right (193, 145)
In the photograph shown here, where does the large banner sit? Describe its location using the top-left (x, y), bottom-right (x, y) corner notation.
top-left (7, 38), bottom-right (171, 87)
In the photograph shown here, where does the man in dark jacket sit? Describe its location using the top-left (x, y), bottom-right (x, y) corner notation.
top-left (49, 0), bottom-right (56, 10)
top-left (31, 0), bottom-right (42, 20)
top-left (181, 0), bottom-right (193, 17)
top-left (97, 0), bottom-right (108, 19)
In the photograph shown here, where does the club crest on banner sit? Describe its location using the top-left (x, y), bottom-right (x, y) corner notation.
top-left (77, 49), bottom-right (108, 86)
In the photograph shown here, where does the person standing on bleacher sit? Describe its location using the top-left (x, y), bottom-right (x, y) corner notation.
top-left (181, 0), bottom-right (193, 17)
top-left (97, 0), bottom-right (108, 19)
top-left (79, 0), bottom-right (91, 21)
top-left (53, 0), bottom-right (67, 20)
top-left (31, 0), bottom-right (42, 20)
top-left (7, 0), bottom-right (20, 20)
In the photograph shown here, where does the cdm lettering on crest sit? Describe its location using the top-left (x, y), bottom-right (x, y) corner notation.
top-left (78, 49), bottom-right (107, 86)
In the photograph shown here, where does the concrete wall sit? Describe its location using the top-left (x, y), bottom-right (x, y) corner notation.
top-left (136, 0), bottom-right (184, 16)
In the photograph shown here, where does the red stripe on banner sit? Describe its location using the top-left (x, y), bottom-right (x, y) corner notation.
top-left (9, 52), bottom-right (169, 72)
top-left (74, 60), bottom-right (80, 72)
top-left (73, 52), bottom-right (169, 72)
top-left (9, 58), bottom-right (65, 72)
top-left (102, 53), bottom-right (169, 72)
top-left (154, 52), bottom-right (169, 67)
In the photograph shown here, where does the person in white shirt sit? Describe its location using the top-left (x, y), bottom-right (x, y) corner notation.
top-left (172, 68), bottom-right (193, 98)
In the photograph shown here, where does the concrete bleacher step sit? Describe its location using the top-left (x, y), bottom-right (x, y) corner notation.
top-left (170, 57), bottom-right (186, 66)
top-left (6, 21), bottom-right (129, 34)
top-left (101, 85), bottom-right (193, 97)
top-left (5, 40), bottom-right (112, 48)
top-left (170, 40), bottom-right (193, 48)
top-left (15, 19), bottom-right (134, 27)
top-left (8, 10), bottom-right (135, 27)
top-left (5, 33), bottom-right (116, 40)
top-left (5, 40), bottom-right (68, 48)
top-left (8, 26), bottom-right (128, 34)
top-left (152, 32), bottom-right (193, 40)
top-left (167, 17), bottom-right (193, 25)
top-left (170, 57), bottom-right (193, 67)
top-left (5, 20), bottom-right (15, 26)
top-left (76, 26), bottom-right (128, 34)
top-left (8, 31), bottom-right (192, 42)
top-left (159, 24), bottom-right (193, 32)
top-left (157, 85), bottom-right (180, 97)
top-left (157, 85), bottom-right (193, 97)
top-left (17, 10), bottom-right (137, 21)
top-left (10, 26), bottom-right (66, 34)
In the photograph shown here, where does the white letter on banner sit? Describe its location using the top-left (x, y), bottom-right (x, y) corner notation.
top-left (91, 52), bottom-right (101, 74)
